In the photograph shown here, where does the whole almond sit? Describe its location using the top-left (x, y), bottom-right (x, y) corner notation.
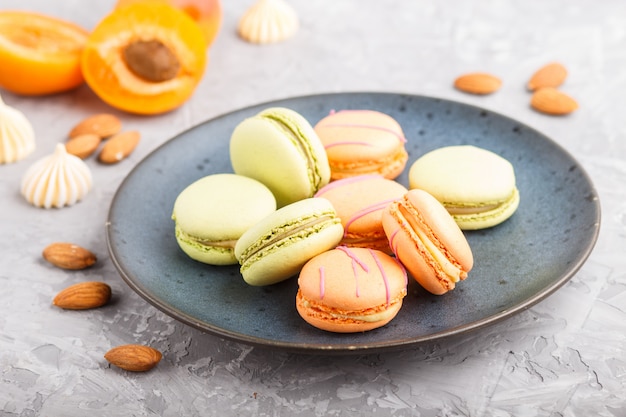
top-left (104, 344), bottom-right (162, 372)
top-left (530, 87), bottom-right (578, 115)
top-left (53, 281), bottom-right (112, 310)
top-left (69, 114), bottom-right (122, 139)
top-left (43, 242), bottom-right (97, 270)
top-left (454, 72), bottom-right (502, 95)
top-left (99, 130), bottom-right (141, 164)
top-left (527, 62), bottom-right (568, 91)
top-left (65, 133), bottom-right (102, 159)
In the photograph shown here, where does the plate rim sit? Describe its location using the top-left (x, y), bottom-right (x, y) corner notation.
top-left (105, 91), bottom-right (601, 354)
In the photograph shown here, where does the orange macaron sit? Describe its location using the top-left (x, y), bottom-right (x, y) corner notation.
top-left (382, 189), bottom-right (474, 295)
top-left (296, 246), bottom-right (408, 333)
top-left (314, 174), bottom-right (407, 253)
top-left (313, 109), bottom-right (408, 180)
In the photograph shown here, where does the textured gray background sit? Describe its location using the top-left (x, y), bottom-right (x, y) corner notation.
top-left (1, 0), bottom-right (625, 416)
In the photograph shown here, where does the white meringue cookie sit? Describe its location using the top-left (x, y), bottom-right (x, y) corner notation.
top-left (21, 143), bottom-right (93, 209)
top-left (0, 94), bottom-right (36, 164)
top-left (238, 0), bottom-right (299, 44)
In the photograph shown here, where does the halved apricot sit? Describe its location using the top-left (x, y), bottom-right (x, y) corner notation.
top-left (0, 11), bottom-right (89, 96)
top-left (82, 3), bottom-right (207, 115)
top-left (115, 0), bottom-right (222, 48)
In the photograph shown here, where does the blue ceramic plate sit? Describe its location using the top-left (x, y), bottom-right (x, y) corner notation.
top-left (106, 92), bottom-right (600, 354)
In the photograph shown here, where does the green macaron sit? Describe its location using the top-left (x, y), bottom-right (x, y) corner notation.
top-left (409, 145), bottom-right (520, 230)
top-left (172, 173), bottom-right (277, 265)
top-left (230, 107), bottom-right (331, 208)
top-left (234, 197), bottom-right (344, 286)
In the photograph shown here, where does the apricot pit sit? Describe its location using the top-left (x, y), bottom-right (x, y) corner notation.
top-left (122, 40), bottom-right (181, 83)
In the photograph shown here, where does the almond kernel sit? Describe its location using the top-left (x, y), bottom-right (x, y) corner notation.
top-left (530, 87), bottom-right (578, 115)
top-left (99, 130), bottom-right (141, 164)
top-left (53, 281), bottom-right (112, 310)
top-left (454, 72), bottom-right (502, 95)
top-left (65, 133), bottom-right (102, 159)
top-left (69, 114), bottom-right (122, 139)
top-left (43, 242), bottom-right (97, 270)
top-left (104, 344), bottom-right (162, 372)
top-left (527, 62), bottom-right (568, 91)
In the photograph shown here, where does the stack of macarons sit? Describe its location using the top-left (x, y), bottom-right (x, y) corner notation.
top-left (173, 108), bottom-right (342, 285)
top-left (171, 105), bottom-right (521, 334)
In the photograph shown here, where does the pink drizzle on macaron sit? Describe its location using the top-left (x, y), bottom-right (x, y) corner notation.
top-left (314, 174), bottom-right (383, 197)
top-left (387, 225), bottom-right (409, 285)
top-left (343, 198), bottom-right (398, 237)
top-left (368, 249), bottom-right (392, 306)
top-left (317, 110), bottom-right (407, 143)
top-left (324, 141), bottom-right (375, 149)
top-left (394, 257), bottom-right (408, 286)
top-left (388, 228), bottom-right (401, 254)
top-left (337, 246), bottom-right (369, 271)
top-left (320, 124), bottom-right (406, 143)
top-left (335, 246), bottom-right (399, 304)
top-left (337, 246), bottom-right (370, 297)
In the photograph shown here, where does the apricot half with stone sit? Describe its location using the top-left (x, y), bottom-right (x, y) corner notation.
top-left (81, 2), bottom-right (207, 115)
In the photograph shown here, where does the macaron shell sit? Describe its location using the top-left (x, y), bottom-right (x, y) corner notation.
top-left (383, 212), bottom-right (450, 295)
top-left (405, 190), bottom-right (473, 272)
top-left (454, 187), bottom-right (520, 230)
top-left (296, 247), bottom-right (407, 332)
top-left (235, 198), bottom-right (344, 286)
top-left (315, 174), bottom-right (407, 251)
top-left (174, 226), bottom-right (239, 265)
top-left (230, 107), bottom-right (330, 207)
top-left (240, 224), bottom-right (344, 286)
top-left (298, 247), bottom-right (407, 310)
top-left (296, 294), bottom-right (403, 333)
top-left (259, 107), bottom-right (331, 184)
top-left (314, 110), bottom-right (408, 180)
top-left (409, 145), bottom-right (519, 231)
top-left (171, 174), bottom-right (277, 265)
top-left (172, 174), bottom-right (276, 239)
top-left (383, 189), bottom-right (473, 295)
top-left (409, 145), bottom-right (517, 206)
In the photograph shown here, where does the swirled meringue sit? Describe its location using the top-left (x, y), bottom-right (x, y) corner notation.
top-left (238, 0), bottom-right (299, 44)
top-left (0, 94), bottom-right (35, 164)
top-left (21, 143), bottom-right (93, 209)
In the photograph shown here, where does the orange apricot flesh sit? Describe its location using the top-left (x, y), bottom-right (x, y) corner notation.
top-left (115, 0), bottom-right (222, 48)
top-left (0, 11), bottom-right (89, 96)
